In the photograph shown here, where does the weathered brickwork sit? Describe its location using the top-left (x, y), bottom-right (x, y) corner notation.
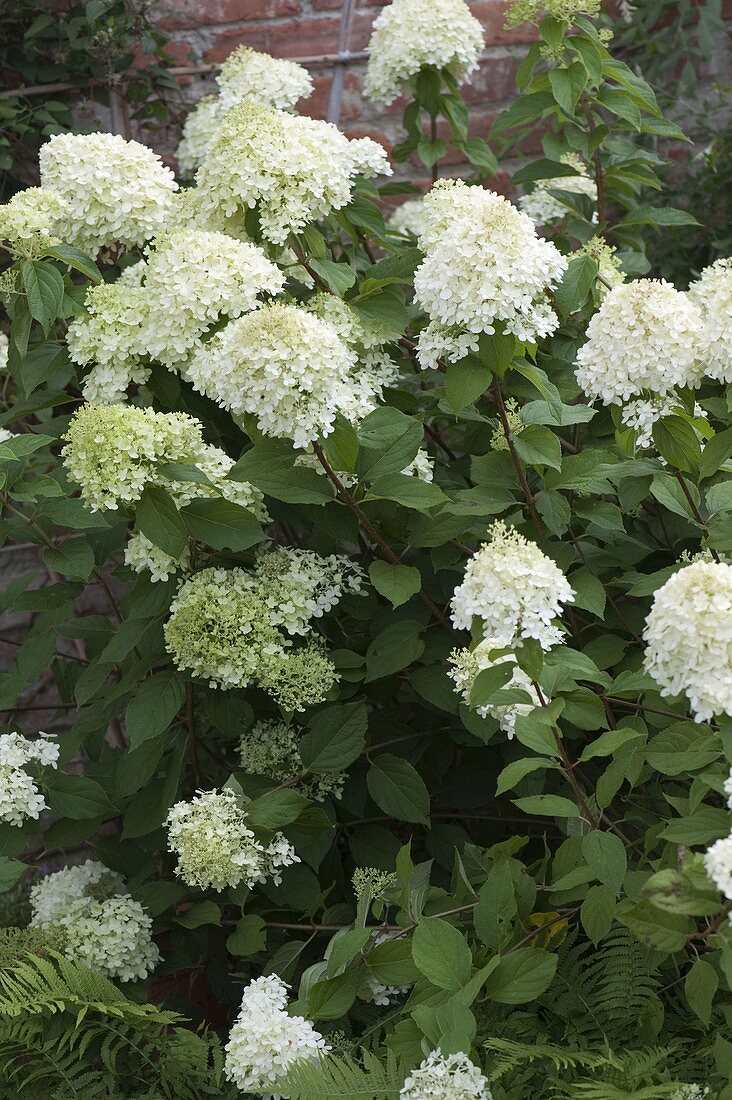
top-left (155, 0), bottom-right (538, 186)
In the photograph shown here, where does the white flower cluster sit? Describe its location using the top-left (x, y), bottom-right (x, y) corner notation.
top-left (643, 560), bottom-right (732, 723)
top-left (62, 404), bottom-right (266, 520)
top-left (253, 546), bottom-right (365, 635)
top-left (67, 283), bottom-right (151, 404)
top-left (703, 835), bottom-right (732, 900)
top-left (389, 198), bottom-right (428, 239)
top-left (39, 132), bottom-right (177, 256)
top-left (166, 788), bottom-right (298, 892)
top-left (124, 531), bottom-right (192, 583)
top-left (451, 521), bottom-right (574, 650)
top-left (224, 974), bottom-right (328, 1095)
top-left (30, 860), bottom-right (159, 982)
top-left (0, 731), bottom-right (58, 826)
top-left (0, 333), bottom-right (8, 372)
top-left (519, 154), bottom-right (597, 228)
top-left (217, 45), bottom-right (314, 113)
top-left (403, 448), bottom-right (434, 482)
top-left (364, 0), bottom-right (485, 107)
top-left (187, 302), bottom-right (358, 448)
top-left (400, 1049), bottom-right (492, 1100)
top-left (447, 639), bottom-right (540, 738)
top-left (164, 561), bottom-right (343, 710)
top-left (176, 47), bottom-right (313, 176)
top-left (0, 187), bottom-right (70, 257)
top-left (688, 258), bottom-right (732, 384)
top-left (414, 180), bottom-right (567, 368)
top-left (620, 394), bottom-right (679, 450)
top-left (195, 101), bottom-right (390, 244)
top-left (575, 280), bottom-right (704, 405)
top-left (143, 228), bottom-right (284, 367)
top-left (239, 719), bottom-right (345, 802)
top-left (68, 230), bottom-right (283, 402)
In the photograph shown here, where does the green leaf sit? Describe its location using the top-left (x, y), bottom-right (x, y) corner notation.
top-left (418, 137), bottom-right (447, 168)
top-left (554, 256), bottom-right (599, 317)
top-left (496, 757), bottom-right (555, 795)
top-left (246, 790), bottom-right (310, 829)
top-left (21, 260), bottom-right (65, 330)
top-left (137, 485), bottom-right (188, 557)
top-left (358, 408), bottom-right (423, 481)
top-left (45, 772), bottom-right (114, 819)
top-left (581, 830), bottom-right (627, 894)
top-left (650, 472), bottom-right (698, 520)
top-left (512, 158), bottom-right (582, 185)
top-left (622, 206), bottom-right (699, 227)
top-left (366, 473), bottom-right (445, 510)
top-left (469, 661), bottom-right (515, 707)
top-left (125, 672), bottom-right (185, 749)
top-left (0, 432), bottom-right (54, 462)
top-left (618, 900), bottom-right (693, 952)
top-left (660, 806), bottom-right (730, 845)
top-left (652, 415), bottom-right (701, 473)
top-left (514, 795), bottom-right (579, 818)
top-left (581, 884), bottom-right (616, 944)
top-left (445, 357), bottom-right (492, 413)
top-left (368, 561), bottom-right (421, 608)
top-left (323, 417), bottom-right (359, 473)
top-left (461, 137), bottom-right (498, 170)
top-left (484, 948), bottom-right (558, 1004)
top-left (549, 62), bottom-right (587, 114)
top-left (415, 67), bottom-right (442, 115)
top-left (306, 972), bottom-right (360, 1021)
top-left (176, 900), bottom-right (221, 929)
top-left (309, 258), bottom-right (356, 295)
top-left (478, 330), bottom-right (515, 375)
top-left (491, 92), bottom-right (555, 134)
top-left (474, 864), bottom-right (517, 950)
top-left (685, 958), bottom-right (718, 1025)
top-left (227, 914), bottom-right (267, 957)
top-left (365, 621), bottom-right (425, 682)
top-left (0, 857), bottom-right (24, 892)
top-left (367, 754), bottom-right (430, 826)
top-left (367, 938), bottom-right (419, 987)
top-left (513, 425), bottom-right (562, 471)
top-left (512, 360), bottom-right (563, 420)
top-left (569, 570), bottom-right (605, 617)
top-left (352, 286), bottom-right (408, 337)
top-left (242, 466), bottom-right (335, 505)
top-left (182, 498), bottom-right (265, 551)
top-left (700, 427), bottom-right (732, 479)
top-left (43, 539), bottom-right (95, 581)
top-left (412, 918), bottom-right (472, 990)
top-left (326, 928), bottom-right (371, 977)
top-left (300, 702), bottom-right (367, 773)
top-left (646, 722), bottom-right (719, 776)
top-left (44, 243), bottom-right (102, 283)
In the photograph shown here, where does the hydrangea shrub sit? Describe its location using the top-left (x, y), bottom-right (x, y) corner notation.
top-left (0, 2), bottom-right (731, 1097)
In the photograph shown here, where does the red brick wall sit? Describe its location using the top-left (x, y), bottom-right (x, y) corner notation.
top-left (156, 0), bottom-right (538, 186)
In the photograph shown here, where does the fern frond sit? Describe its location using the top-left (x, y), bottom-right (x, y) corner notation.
top-left (282, 1049), bottom-right (403, 1100)
top-left (0, 951), bottom-right (181, 1028)
top-left (484, 1036), bottom-right (608, 1079)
